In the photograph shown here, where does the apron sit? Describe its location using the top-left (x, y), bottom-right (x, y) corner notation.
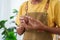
top-left (23, 0), bottom-right (53, 40)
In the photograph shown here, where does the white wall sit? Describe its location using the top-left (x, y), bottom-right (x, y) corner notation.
top-left (11, 0), bottom-right (26, 40)
top-left (0, 0), bottom-right (11, 40)
top-left (0, 0), bottom-right (27, 40)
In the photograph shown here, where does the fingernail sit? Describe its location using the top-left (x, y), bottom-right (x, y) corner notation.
top-left (20, 20), bottom-right (25, 23)
top-left (26, 16), bottom-right (31, 19)
top-left (25, 16), bottom-right (28, 17)
top-left (22, 20), bottom-right (25, 22)
top-left (28, 16), bottom-right (31, 18)
top-left (20, 18), bottom-right (24, 20)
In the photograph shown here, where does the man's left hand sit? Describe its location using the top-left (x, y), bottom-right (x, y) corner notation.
top-left (21, 16), bottom-right (46, 31)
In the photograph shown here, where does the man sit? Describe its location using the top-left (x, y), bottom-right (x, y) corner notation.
top-left (16, 0), bottom-right (60, 40)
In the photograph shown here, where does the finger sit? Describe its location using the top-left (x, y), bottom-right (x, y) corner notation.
top-left (28, 16), bottom-right (42, 23)
top-left (22, 21), bottom-right (34, 30)
top-left (19, 16), bottom-right (25, 20)
top-left (20, 16), bottom-right (28, 20)
top-left (25, 16), bottom-right (38, 22)
top-left (28, 20), bottom-right (40, 30)
top-left (19, 16), bottom-right (28, 21)
top-left (28, 20), bottom-right (34, 27)
top-left (21, 22), bottom-right (29, 30)
top-left (17, 24), bottom-right (25, 35)
top-left (37, 30), bottom-right (44, 32)
top-left (20, 16), bottom-right (29, 24)
top-left (28, 17), bottom-right (42, 25)
top-left (24, 16), bottom-right (41, 24)
top-left (20, 20), bottom-right (25, 23)
top-left (19, 16), bottom-right (25, 23)
top-left (28, 18), bottom-right (39, 26)
top-left (23, 16), bottom-right (29, 23)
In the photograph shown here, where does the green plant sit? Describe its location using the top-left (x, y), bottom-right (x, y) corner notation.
top-left (0, 9), bottom-right (18, 40)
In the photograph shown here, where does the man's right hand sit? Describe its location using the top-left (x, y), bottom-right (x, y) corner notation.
top-left (17, 16), bottom-right (26, 35)
top-left (17, 25), bottom-right (25, 35)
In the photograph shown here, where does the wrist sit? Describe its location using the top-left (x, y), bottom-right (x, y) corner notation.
top-left (41, 25), bottom-right (49, 31)
top-left (43, 26), bottom-right (50, 32)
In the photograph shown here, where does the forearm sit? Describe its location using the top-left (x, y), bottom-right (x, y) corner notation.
top-left (44, 26), bottom-right (60, 35)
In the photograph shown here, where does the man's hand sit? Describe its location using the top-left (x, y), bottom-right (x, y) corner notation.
top-left (17, 16), bottom-right (46, 35)
top-left (21, 16), bottom-right (46, 31)
top-left (17, 16), bottom-right (60, 35)
top-left (17, 16), bottom-right (26, 35)
top-left (17, 25), bottom-right (25, 35)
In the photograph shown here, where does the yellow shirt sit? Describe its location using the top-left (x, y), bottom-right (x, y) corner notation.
top-left (16, 0), bottom-right (60, 27)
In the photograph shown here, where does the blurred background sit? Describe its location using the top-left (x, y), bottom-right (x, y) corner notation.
top-left (0, 0), bottom-right (27, 40)
top-left (0, 0), bottom-right (60, 40)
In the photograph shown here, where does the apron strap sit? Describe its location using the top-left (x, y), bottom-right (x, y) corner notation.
top-left (44, 0), bottom-right (50, 12)
top-left (25, 1), bottom-right (28, 15)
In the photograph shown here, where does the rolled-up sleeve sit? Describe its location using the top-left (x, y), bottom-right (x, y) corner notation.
top-left (15, 5), bottom-right (23, 26)
top-left (15, 2), bottom-right (27, 26)
top-left (54, 1), bottom-right (60, 27)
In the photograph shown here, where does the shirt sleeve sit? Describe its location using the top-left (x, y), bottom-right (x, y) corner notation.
top-left (54, 1), bottom-right (60, 27)
top-left (15, 5), bottom-right (22, 26)
top-left (15, 2), bottom-right (27, 26)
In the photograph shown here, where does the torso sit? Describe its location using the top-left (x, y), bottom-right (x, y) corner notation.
top-left (21, 0), bottom-right (58, 40)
